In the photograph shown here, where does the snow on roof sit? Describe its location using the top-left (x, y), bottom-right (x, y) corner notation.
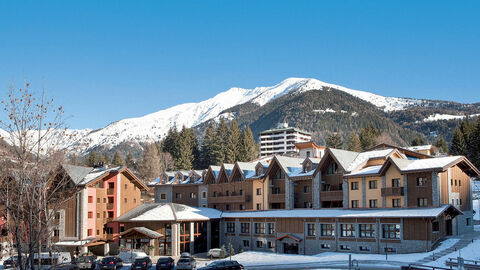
top-left (148, 177), bottom-right (161, 186)
top-left (116, 203), bottom-right (222, 222)
top-left (78, 166), bottom-right (122, 185)
top-left (345, 165), bottom-right (383, 177)
top-left (222, 205), bottom-right (456, 219)
top-left (62, 164), bottom-right (94, 185)
top-left (328, 148), bottom-right (359, 171)
top-left (223, 164), bottom-right (235, 177)
top-left (275, 156), bottom-right (304, 175)
top-left (346, 149), bottom-right (395, 172)
top-left (407, 145), bottom-right (433, 151)
top-left (309, 158), bottom-right (322, 164)
top-left (391, 156), bottom-right (462, 172)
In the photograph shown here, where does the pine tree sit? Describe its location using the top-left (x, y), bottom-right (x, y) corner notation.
top-left (346, 133), bottom-right (362, 152)
top-left (326, 133), bottom-right (343, 149)
top-left (411, 137), bottom-right (425, 146)
top-left (111, 151), bottom-right (125, 166)
top-left (200, 123), bottom-right (216, 168)
top-left (162, 127), bottom-right (179, 159)
top-left (175, 126), bottom-right (194, 170)
top-left (239, 126), bottom-right (257, 161)
top-left (225, 120), bottom-right (241, 163)
top-left (450, 128), bottom-right (466, 156)
top-left (212, 119), bottom-right (229, 164)
top-left (86, 151), bottom-right (97, 167)
top-left (125, 152), bottom-right (136, 170)
top-left (468, 118), bottom-right (480, 168)
top-left (434, 137), bottom-right (448, 153)
top-left (97, 152), bottom-right (108, 165)
top-left (359, 124), bottom-right (380, 150)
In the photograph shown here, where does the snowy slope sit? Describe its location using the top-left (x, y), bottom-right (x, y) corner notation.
top-left (71, 77), bottom-right (429, 151)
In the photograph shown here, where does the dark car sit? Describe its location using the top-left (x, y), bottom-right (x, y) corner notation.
top-left (155, 257), bottom-right (174, 270)
top-left (76, 255), bottom-right (97, 269)
top-left (50, 263), bottom-right (80, 270)
top-left (98, 257), bottom-right (123, 270)
top-left (3, 256), bottom-right (18, 269)
top-left (131, 257), bottom-right (152, 270)
top-left (197, 260), bottom-right (244, 270)
top-left (176, 257), bottom-right (196, 270)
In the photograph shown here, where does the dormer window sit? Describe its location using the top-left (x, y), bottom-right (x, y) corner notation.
top-left (256, 166), bottom-right (263, 176)
top-left (306, 151), bottom-right (311, 158)
top-left (304, 162), bottom-right (312, 173)
top-left (327, 163), bottom-right (338, 175)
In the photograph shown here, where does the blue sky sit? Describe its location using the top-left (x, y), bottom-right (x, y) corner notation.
top-left (0, 0), bottom-right (479, 129)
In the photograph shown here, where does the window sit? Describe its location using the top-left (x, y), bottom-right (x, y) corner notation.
top-left (175, 193), bottom-right (181, 199)
top-left (320, 224), bottom-right (334, 236)
top-left (55, 212), bottom-right (60, 220)
top-left (53, 230), bottom-right (59, 236)
top-left (369, 199), bottom-right (378, 208)
top-left (202, 204), bottom-right (206, 208)
top-left (340, 245), bottom-right (351, 250)
top-left (459, 180), bottom-right (461, 186)
top-left (241, 223), bottom-right (250, 233)
top-left (256, 166), bottom-right (263, 176)
top-left (384, 247), bottom-right (397, 253)
top-left (213, 191), bottom-right (217, 197)
top-left (455, 179), bottom-right (457, 186)
top-left (96, 212), bottom-right (100, 218)
top-left (88, 196), bottom-right (93, 203)
top-left (351, 182), bottom-right (359, 190)
top-left (392, 178), bottom-right (400, 187)
top-left (226, 204), bottom-right (230, 211)
top-left (243, 240), bottom-right (250, 247)
top-left (240, 204), bottom-right (245, 210)
top-left (416, 177), bottom-right (427, 187)
top-left (239, 189), bottom-right (243, 195)
top-left (256, 241), bottom-right (263, 248)
top-left (340, 224), bottom-right (355, 237)
top-left (160, 193), bottom-right (166, 200)
top-left (103, 198), bottom-right (106, 203)
top-left (103, 211), bottom-right (106, 218)
top-left (382, 224), bottom-right (400, 239)
top-left (304, 186), bottom-right (310, 193)
top-left (460, 199), bottom-right (462, 205)
top-left (97, 198), bottom-right (100, 203)
top-left (451, 179), bottom-right (453, 186)
top-left (359, 246), bottom-right (370, 251)
top-left (202, 191), bottom-right (207, 198)
top-left (369, 180), bottom-right (377, 189)
top-left (304, 202), bottom-right (312, 208)
top-left (321, 244), bottom-right (331, 249)
top-left (359, 224), bottom-right (376, 238)
top-left (190, 192), bottom-right (196, 199)
top-left (268, 241), bottom-right (274, 248)
top-left (306, 151), bottom-right (311, 158)
top-left (432, 221), bottom-right (439, 232)
top-left (392, 199), bottom-right (401, 208)
top-left (124, 198), bottom-right (127, 203)
top-left (307, 224), bottom-right (316, 236)
top-left (417, 198), bottom-right (428, 207)
top-left (125, 184), bottom-right (128, 189)
top-left (97, 230), bottom-right (100, 235)
top-left (134, 198), bottom-right (136, 203)
top-left (105, 227), bottom-right (113, 234)
top-left (273, 187), bottom-right (281, 194)
top-left (256, 188), bottom-right (262, 195)
top-left (467, 218), bottom-right (471, 226)
top-left (88, 212), bottom-right (93, 219)
top-left (255, 223), bottom-right (265, 234)
top-left (87, 229), bottom-right (92, 236)
top-left (327, 163), bottom-right (338, 175)
top-left (226, 222), bottom-right (235, 233)
top-left (226, 191), bottom-right (230, 196)
top-left (256, 203), bottom-right (261, 210)
top-left (267, 223), bottom-right (275, 235)
top-left (351, 200), bottom-right (359, 208)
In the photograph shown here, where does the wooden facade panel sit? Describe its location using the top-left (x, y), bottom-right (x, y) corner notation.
top-left (294, 179), bottom-right (313, 208)
top-left (407, 172), bottom-right (432, 207)
top-left (277, 218), bottom-right (304, 234)
top-left (64, 195), bottom-right (77, 237)
top-left (403, 218), bottom-right (428, 240)
top-left (379, 218), bottom-right (400, 223)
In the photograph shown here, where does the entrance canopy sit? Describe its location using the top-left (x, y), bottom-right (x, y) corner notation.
top-left (275, 234), bottom-right (302, 242)
top-left (119, 227), bottom-right (163, 239)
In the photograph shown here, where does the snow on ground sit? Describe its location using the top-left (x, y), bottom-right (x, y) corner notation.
top-left (426, 235), bottom-right (480, 268)
top-left (422, 113), bottom-right (480, 122)
top-left (474, 199), bottom-right (480, 220)
top-left (200, 238), bottom-right (459, 268)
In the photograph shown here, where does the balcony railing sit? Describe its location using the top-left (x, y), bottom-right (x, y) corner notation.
top-left (106, 203), bottom-right (114, 210)
top-left (320, 190), bottom-right (343, 201)
top-left (268, 193), bottom-right (285, 203)
top-left (381, 187), bottom-right (404, 197)
top-left (208, 194), bottom-right (249, 203)
top-left (107, 189), bottom-right (114, 195)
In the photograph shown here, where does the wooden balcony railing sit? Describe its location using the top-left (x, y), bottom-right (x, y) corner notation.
top-left (320, 190), bottom-right (343, 201)
top-left (381, 187), bottom-right (404, 196)
top-left (106, 203), bottom-right (114, 210)
top-left (268, 193), bottom-right (285, 203)
top-left (107, 189), bottom-right (114, 195)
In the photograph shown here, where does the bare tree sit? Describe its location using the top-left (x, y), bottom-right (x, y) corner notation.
top-left (0, 82), bottom-right (80, 270)
top-left (137, 143), bottom-right (175, 181)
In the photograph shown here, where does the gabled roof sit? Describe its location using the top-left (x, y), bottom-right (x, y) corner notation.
top-left (346, 148), bottom-right (401, 172)
top-left (294, 141), bottom-right (325, 150)
top-left (222, 163), bottom-right (235, 178)
top-left (118, 227), bottom-right (163, 239)
top-left (406, 145), bottom-right (433, 152)
top-left (365, 143), bottom-right (432, 159)
top-left (232, 162), bottom-right (257, 181)
top-left (115, 203), bottom-right (222, 222)
top-left (345, 165), bottom-right (383, 177)
top-left (61, 164), bottom-right (94, 185)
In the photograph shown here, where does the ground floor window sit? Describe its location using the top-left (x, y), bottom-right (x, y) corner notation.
top-left (268, 241), bottom-right (274, 248)
top-left (382, 224), bottom-right (400, 239)
top-left (256, 241), bottom-right (263, 248)
top-left (340, 224), bottom-right (355, 237)
top-left (241, 223), bottom-right (250, 233)
top-left (307, 224), bottom-right (315, 236)
top-left (320, 224), bottom-right (334, 236)
top-left (340, 245), bottom-right (351, 250)
top-left (226, 222), bottom-right (235, 233)
top-left (359, 224), bottom-right (376, 238)
top-left (359, 246), bottom-right (370, 251)
top-left (243, 240), bottom-right (250, 247)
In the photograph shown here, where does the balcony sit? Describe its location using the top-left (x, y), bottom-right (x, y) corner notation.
top-left (320, 190), bottom-right (343, 201)
top-left (106, 203), bottom-right (114, 210)
top-left (208, 194), bottom-right (249, 204)
top-left (107, 189), bottom-right (114, 195)
top-left (381, 187), bottom-right (404, 197)
top-left (268, 193), bottom-right (285, 203)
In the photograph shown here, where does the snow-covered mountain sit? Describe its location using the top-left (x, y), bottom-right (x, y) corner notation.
top-left (73, 77), bottom-right (425, 151)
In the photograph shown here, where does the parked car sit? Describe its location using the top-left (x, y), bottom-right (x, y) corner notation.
top-left (176, 257), bottom-right (196, 270)
top-left (76, 255), bottom-right (97, 269)
top-left (180, 252), bottom-right (192, 258)
top-left (155, 257), bottom-right (174, 270)
top-left (131, 257), bottom-right (152, 270)
top-left (50, 263), bottom-right (80, 270)
top-left (197, 260), bottom-right (244, 270)
top-left (207, 248), bottom-right (225, 259)
top-left (98, 257), bottom-right (123, 270)
top-left (3, 256), bottom-right (19, 269)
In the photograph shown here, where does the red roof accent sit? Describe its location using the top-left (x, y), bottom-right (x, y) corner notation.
top-left (274, 234), bottom-right (302, 242)
top-left (294, 141), bottom-right (325, 150)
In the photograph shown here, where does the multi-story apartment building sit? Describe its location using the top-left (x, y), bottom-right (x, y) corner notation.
top-left (259, 123), bottom-right (311, 157)
top-left (144, 143), bottom-right (479, 255)
top-left (53, 164), bottom-right (148, 254)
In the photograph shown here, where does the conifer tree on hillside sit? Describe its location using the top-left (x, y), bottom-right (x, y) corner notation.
top-left (200, 123), bottom-right (216, 168)
top-left (468, 118), bottom-right (480, 167)
top-left (213, 119), bottom-right (229, 164)
top-left (111, 151), bottom-right (125, 166)
top-left (434, 137), bottom-right (448, 153)
top-left (326, 133), bottom-right (343, 149)
top-left (239, 126), bottom-right (257, 162)
top-left (161, 127), bottom-right (179, 158)
top-left (97, 152), bottom-right (109, 165)
top-left (125, 152), bottom-right (136, 170)
top-left (359, 124), bottom-right (380, 150)
top-left (450, 128), bottom-right (467, 156)
top-left (346, 132), bottom-right (362, 152)
top-left (175, 126), bottom-right (195, 170)
top-left (411, 137), bottom-right (425, 146)
top-left (225, 120), bottom-right (241, 163)
top-left (86, 151), bottom-right (97, 167)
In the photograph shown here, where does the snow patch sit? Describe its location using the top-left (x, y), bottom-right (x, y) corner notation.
top-left (421, 113), bottom-right (480, 122)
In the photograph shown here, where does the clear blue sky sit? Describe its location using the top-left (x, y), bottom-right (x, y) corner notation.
top-left (0, 0), bottom-right (479, 129)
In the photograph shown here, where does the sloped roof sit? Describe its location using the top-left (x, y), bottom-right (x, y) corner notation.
top-left (345, 165), bottom-right (383, 177)
top-left (346, 149), bottom-right (398, 172)
top-left (115, 203), bottom-right (222, 222)
top-left (78, 166), bottom-right (123, 185)
top-left (275, 156), bottom-right (304, 175)
top-left (236, 162), bottom-right (257, 179)
top-left (119, 227), bottom-right (163, 239)
top-left (407, 145), bottom-right (433, 151)
top-left (61, 164), bottom-right (94, 185)
top-left (390, 156), bottom-right (459, 172)
top-left (328, 148), bottom-right (359, 171)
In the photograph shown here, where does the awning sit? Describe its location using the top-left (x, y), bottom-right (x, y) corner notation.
top-left (84, 241), bottom-right (106, 247)
top-left (275, 234), bottom-right (302, 242)
top-left (53, 240), bottom-right (92, 247)
top-left (118, 227), bottom-right (163, 239)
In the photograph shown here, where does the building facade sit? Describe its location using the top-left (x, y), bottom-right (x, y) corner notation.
top-left (259, 123), bottom-right (311, 157)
